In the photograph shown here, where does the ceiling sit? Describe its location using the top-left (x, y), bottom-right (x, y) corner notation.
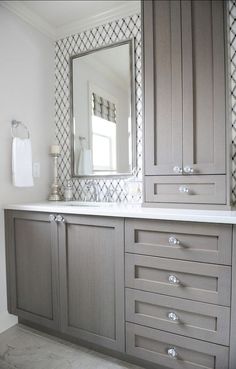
top-left (1, 0), bottom-right (140, 39)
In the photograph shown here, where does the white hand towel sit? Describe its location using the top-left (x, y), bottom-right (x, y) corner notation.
top-left (12, 137), bottom-right (34, 187)
top-left (78, 148), bottom-right (93, 175)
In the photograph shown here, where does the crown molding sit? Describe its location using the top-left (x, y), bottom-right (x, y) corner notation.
top-left (1, 1), bottom-right (55, 39)
top-left (1, 1), bottom-right (140, 41)
top-left (56, 2), bottom-right (140, 40)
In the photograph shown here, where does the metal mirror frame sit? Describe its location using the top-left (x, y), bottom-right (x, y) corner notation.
top-left (70, 39), bottom-right (137, 178)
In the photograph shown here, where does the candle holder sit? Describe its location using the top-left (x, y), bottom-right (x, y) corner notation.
top-left (48, 152), bottom-right (61, 201)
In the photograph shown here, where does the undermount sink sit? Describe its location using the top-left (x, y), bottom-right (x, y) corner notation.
top-left (62, 201), bottom-right (117, 207)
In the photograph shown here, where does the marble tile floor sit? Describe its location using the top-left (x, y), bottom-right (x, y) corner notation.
top-left (0, 325), bottom-right (144, 369)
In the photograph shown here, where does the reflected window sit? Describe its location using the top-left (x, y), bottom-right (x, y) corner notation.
top-left (92, 93), bottom-right (117, 171)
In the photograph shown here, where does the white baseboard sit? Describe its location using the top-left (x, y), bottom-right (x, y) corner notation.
top-left (0, 311), bottom-right (18, 334)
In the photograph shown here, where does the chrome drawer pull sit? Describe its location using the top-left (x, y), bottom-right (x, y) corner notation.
top-left (167, 312), bottom-right (179, 321)
top-left (168, 275), bottom-right (180, 285)
top-left (184, 166), bottom-right (194, 174)
top-left (167, 347), bottom-right (177, 358)
top-left (179, 185), bottom-right (189, 193)
top-left (168, 236), bottom-right (180, 246)
top-left (49, 214), bottom-right (56, 222)
top-left (173, 166), bottom-right (182, 174)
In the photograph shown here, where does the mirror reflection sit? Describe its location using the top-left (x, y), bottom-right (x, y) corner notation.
top-left (71, 40), bottom-right (135, 177)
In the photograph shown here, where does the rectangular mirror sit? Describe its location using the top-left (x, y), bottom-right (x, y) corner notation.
top-left (70, 40), bottom-right (136, 177)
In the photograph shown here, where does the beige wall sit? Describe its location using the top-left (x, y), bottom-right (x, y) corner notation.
top-left (0, 6), bottom-right (54, 332)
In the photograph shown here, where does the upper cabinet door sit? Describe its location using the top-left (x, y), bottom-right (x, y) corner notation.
top-left (143, 0), bottom-right (183, 175)
top-left (182, 0), bottom-right (226, 175)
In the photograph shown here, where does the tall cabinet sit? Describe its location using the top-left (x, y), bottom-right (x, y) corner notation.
top-left (143, 0), bottom-right (229, 207)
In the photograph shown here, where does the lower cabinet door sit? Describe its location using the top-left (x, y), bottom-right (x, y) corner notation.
top-left (126, 323), bottom-right (229, 369)
top-left (5, 210), bottom-right (60, 330)
top-left (58, 214), bottom-right (125, 352)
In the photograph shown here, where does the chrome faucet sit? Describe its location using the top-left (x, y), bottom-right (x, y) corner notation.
top-left (85, 180), bottom-right (99, 202)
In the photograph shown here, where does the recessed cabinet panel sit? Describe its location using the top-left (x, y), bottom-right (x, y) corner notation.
top-left (126, 289), bottom-right (230, 345)
top-left (126, 323), bottom-right (229, 369)
top-left (143, 0), bottom-right (183, 175)
top-left (125, 254), bottom-right (231, 306)
top-left (58, 215), bottom-right (124, 352)
top-left (5, 211), bottom-right (59, 330)
top-left (145, 175), bottom-right (226, 204)
top-left (125, 219), bottom-right (232, 265)
top-left (182, 0), bottom-right (226, 174)
top-left (15, 219), bottom-right (53, 318)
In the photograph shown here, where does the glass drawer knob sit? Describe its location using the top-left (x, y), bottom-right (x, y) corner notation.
top-left (184, 166), bottom-right (194, 174)
top-left (173, 166), bottom-right (182, 174)
top-left (167, 312), bottom-right (179, 321)
top-left (49, 214), bottom-right (55, 222)
top-left (179, 185), bottom-right (189, 193)
top-left (56, 214), bottom-right (65, 223)
top-left (168, 275), bottom-right (179, 285)
top-left (168, 236), bottom-right (180, 245)
top-left (167, 347), bottom-right (177, 358)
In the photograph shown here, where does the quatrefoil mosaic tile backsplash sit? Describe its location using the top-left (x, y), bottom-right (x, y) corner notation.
top-left (55, 14), bottom-right (142, 202)
top-left (55, 4), bottom-right (236, 204)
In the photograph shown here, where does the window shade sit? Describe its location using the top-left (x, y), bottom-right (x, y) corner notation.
top-left (92, 93), bottom-right (116, 123)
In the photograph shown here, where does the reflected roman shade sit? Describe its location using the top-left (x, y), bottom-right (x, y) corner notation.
top-left (92, 93), bottom-right (116, 123)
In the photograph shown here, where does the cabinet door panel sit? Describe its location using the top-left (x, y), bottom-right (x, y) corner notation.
top-left (143, 0), bottom-right (182, 175)
top-left (182, 0), bottom-right (226, 174)
top-left (5, 211), bottom-right (59, 330)
top-left (58, 215), bottom-right (124, 352)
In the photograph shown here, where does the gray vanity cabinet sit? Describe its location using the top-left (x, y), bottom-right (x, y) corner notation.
top-left (58, 214), bottom-right (125, 352)
top-left (5, 210), bottom-right (125, 352)
top-left (143, 0), bottom-right (227, 206)
top-left (4, 210), bottom-right (60, 330)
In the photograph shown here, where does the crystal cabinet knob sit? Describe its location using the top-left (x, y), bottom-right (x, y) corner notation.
top-left (167, 312), bottom-right (179, 321)
top-left (55, 214), bottom-right (65, 223)
top-left (167, 347), bottom-right (178, 358)
top-left (168, 236), bottom-right (180, 246)
top-left (173, 166), bottom-right (182, 174)
top-left (49, 214), bottom-right (56, 222)
top-left (168, 275), bottom-right (180, 285)
top-left (179, 185), bottom-right (189, 193)
top-left (184, 166), bottom-right (194, 174)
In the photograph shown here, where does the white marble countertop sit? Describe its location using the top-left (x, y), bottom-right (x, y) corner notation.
top-left (4, 201), bottom-right (236, 224)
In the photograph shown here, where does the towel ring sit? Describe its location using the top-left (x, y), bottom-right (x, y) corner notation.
top-left (11, 120), bottom-right (30, 139)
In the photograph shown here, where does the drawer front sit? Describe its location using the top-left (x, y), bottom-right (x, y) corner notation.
top-left (125, 219), bottom-right (232, 265)
top-left (126, 289), bottom-right (230, 345)
top-left (145, 175), bottom-right (226, 204)
top-left (126, 323), bottom-right (229, 369)
top-left (125, 254), bottom-right (231, 306)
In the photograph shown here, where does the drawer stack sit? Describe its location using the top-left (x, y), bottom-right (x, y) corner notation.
top-left (125, 220), bottom-right (232, 369)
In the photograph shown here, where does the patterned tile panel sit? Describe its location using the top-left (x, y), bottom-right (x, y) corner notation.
top-left (229, 0), bottom-right (236, 204)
